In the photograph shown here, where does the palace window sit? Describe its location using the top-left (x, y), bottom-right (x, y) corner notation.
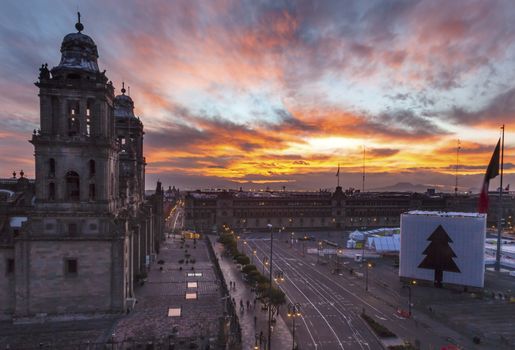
top-left (65, 171), bottom-right (80, 201)
top-left (89, 159), bottom-right (96, 177)
top-left (49, 158), bottom-right (55, 177)
top-left (49, 182), bottom-right (55, 200)
top-left (64, 258), bottom-right (78, 276)
top-left (6, 258), bottom-right (14, 275)
top-left (89, 183), bottom-right (96, 200)
top-left (69, 223), bottom-right (77, 235)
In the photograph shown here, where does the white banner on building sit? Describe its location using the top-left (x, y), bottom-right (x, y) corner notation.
top-left (400, 211), bottom-right (486, 288)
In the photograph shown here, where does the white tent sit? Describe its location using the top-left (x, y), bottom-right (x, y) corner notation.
top-left (368, 234), bottom-right (400, 253)
top-left (349, 230), bottom-right (365, 241)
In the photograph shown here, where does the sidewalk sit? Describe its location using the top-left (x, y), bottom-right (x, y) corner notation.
top-left (209, 235), bottom-right (292, 350)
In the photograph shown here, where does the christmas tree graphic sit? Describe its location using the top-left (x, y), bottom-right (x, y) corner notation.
top-left (418, 225), bottom-right (460, 288)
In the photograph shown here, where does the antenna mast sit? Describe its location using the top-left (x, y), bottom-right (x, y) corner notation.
top-left (455, 139), bottom-right (460, 196)
top-left (495, 125), bottom-right (505, 271)
top-left (362, 145), bottom-right (366, 193)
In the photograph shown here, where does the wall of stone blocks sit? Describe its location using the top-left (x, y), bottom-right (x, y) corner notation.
top-left (22, 240), bottom-right (116, 315)
top-left (0, 248), bottom-right (15, 319)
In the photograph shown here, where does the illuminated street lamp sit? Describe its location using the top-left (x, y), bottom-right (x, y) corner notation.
top-left (365, 261), bottom-right (372, 291)
top-left (262, 256), bottom-right (269, 274)
top-left (243, 240), bottom-right (248, 254)
top-left (287, 303), bottom-right (301, 350)
top-left (290, 232), bottom-right (295, 248)
top-left (335, 248), bottom-right (343, 273)
top-left (252, 249), bottom-right (257, 264)
top-left (403, 280), bottom-right (417, 316)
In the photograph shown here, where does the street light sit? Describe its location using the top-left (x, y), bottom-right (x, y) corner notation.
top-left (243, 240), bottom-right (248, 254)
top-left (403, 280), bottom-right (417, 317)
top-left (290, 232), bottom-right (294, 248)
top-left (317, 241), bottom-right (323, 263)
top-left (267, 223), bottom-right (273, 350)
top-left (262, 256), bottom-right (269, 274)
top-left (335, 248), bottom-right (343, 274)
top-left (252, 249), bottom-right (257, 264)
top-left (287, 303), bottom-right (301, 350)
top-left (365, 261), bottom-right (372, 291)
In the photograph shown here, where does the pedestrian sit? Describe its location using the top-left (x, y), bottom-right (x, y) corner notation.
top-left (240, 299), bottom-right (244, 310)
top-left (259, 331), bottom-right (263, 345)
top-left (254, 297), bottom-right (257, 308)
top-left (246, 300), bottom-right (250, 310)
top-left (232, 297), bottom-right (235, 306)
top-left (234, 282), bottom-right (236, 290)
top-left (254, 315), bottom-right (257, 326)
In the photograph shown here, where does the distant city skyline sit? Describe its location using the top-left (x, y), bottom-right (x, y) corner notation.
top-left (1, 0), bottom-right (514, 191)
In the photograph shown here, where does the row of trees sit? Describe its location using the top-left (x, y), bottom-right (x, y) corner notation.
top-left (218, 233), bottom-right (286, 318)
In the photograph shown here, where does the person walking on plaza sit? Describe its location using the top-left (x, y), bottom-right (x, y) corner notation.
top-left (246, 300), bottom-right (250, 310)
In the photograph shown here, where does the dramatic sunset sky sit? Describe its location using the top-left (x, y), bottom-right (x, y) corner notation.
top-left (1, 0), bottom-right (514, 191)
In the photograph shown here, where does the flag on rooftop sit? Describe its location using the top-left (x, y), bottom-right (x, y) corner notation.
top-left (478, 138), bottom-right (500, 213)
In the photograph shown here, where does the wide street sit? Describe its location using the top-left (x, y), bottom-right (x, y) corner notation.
top-left (244, 232), bottom-right (478, 350)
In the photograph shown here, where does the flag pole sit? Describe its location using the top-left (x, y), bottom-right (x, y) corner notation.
top-left (337, 163), bottom-right (340, 188)
top-left (455, 139), bottom-right (460, 197)
top-left (362, 145), bottom-right (366, 193)
top-left (495, 125), bottom-right (505, 271)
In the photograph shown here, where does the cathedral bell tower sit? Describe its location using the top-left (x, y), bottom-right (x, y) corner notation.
top-left (32, 15), bottom-right (119, 212)
top-left (15, 15), bottom-right (128, 318)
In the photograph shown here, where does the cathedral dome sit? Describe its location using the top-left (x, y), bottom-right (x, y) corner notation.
top-left (55, 17), bottom-right (99, 72)
top-left (114, 84), bottom-right (138, 120)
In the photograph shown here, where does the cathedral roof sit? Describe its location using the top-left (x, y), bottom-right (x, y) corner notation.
top-left (114, 83), bottom-right (142, 122)
top-left (114, 94), bottom-right (137, 120)
top-left (55, 15), bottom-right (99, 72)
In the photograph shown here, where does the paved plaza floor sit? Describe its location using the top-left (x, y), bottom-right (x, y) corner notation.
top-left (111, 236), bottom-right (224, 347)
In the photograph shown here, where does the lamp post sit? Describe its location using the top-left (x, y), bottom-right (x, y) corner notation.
top-left (267, 223), bottom-right (273, 350)
top-left (336, 248), bottom-right (343, 273)
top-left (262, 256), bottom-right (269, 274)
top-left (317, 241), bottom-right (323, 263)
top-left (252, 249), bottom-right (257, 264)
top-left (403, 280), bottom-right (417, 317)
top-left (243, 240), bottom-right (248, 255)
top-left (290, 232), bottom-right (294, 248)
top-left (365, 261), bottom-right (372, 291)
top-left (287, 303), bottom-right (301, 350)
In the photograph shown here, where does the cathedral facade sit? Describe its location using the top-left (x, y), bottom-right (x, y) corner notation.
top-left (0, 18), bottom-right (164, 320)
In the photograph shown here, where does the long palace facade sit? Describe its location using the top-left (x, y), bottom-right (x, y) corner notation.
top-left (184, 186), bottom-right (515, 233)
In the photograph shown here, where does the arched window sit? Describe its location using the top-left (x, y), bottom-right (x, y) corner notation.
top-left (89, 160), bottom-right (96, 177)
top-left (66, 171), bottom-right (80, 201)
top-left (86, 100), bottom-right (93, 136)
top-left (89, 183), bottom-right (96, 200)
top-left (49, 182), bottom-right (55, 200)
top-left (67, 101), bottom-right (80, 136)
top-left (49, 158), bottom-right (55, 177)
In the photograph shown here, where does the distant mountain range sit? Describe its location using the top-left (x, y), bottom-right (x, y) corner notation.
top-left (370, 182), bottom-right (443, 193)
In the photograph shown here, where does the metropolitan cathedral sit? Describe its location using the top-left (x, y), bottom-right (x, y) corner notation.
top-left (0, 16), bottom-right (164, 319)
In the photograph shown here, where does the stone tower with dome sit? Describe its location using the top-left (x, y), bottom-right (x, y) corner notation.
top-left (3, 15), bottom-right (163, 319)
